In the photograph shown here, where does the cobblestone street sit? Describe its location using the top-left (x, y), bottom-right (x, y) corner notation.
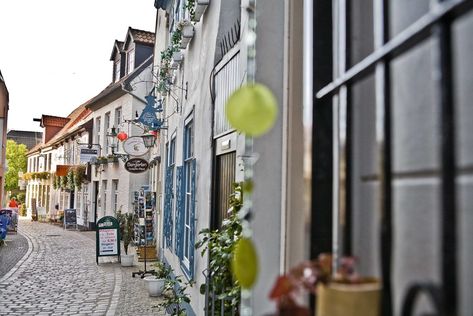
top-left (0, 218), bottom-right (165, 316)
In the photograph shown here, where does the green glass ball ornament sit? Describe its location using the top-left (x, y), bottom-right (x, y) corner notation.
top-left (225, 83), bottom-right (278, 137)
top-left (232, 237), bottom-right (259, 289)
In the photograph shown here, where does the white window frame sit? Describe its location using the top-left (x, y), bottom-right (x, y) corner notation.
top-left (127, 48), bottom-right (135, 74)
top-left (114, 60), bottom-right (120, 82)
top-left (104, 112), bottom-right (111, 155)
top-left (182, 115), bottom-right (194, 266)
top-left (112, 180), bottom-right (119, 213)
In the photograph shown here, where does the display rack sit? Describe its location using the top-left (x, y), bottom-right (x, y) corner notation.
top-left (132, 188), bottom-right (157, 262)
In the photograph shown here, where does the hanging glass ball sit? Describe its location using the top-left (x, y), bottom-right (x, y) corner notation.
top-left (232, 237), bottom-right (259, 289)
top-left (117, 131), bottom-right (128, 142)
top-left (225, 83), bottom-right (278, 137)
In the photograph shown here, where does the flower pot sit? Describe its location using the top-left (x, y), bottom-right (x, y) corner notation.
top-left (180, 25), bottom-right (194, 49)
top-left (173, 51), bottom-right (184, 63)
top-left (120, 254), bottom-right (134, 267)
top-left (192, 0), bottom-right (210, 22)
top-left (144, 276), bottom-right (166, 297)
top-left (316, 280), bottom-right (381, 316)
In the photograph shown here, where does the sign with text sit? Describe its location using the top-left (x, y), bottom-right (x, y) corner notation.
top-left (98, 229), bottom-right (118, 255)
top-left (125, 158), bottom-right (149, 173)
top-left (80, 148), bottom-right (99, 163)
top-left (95, 216), bottom-right (120, 264)
top-left (123, 137), bottom-right (148, 156)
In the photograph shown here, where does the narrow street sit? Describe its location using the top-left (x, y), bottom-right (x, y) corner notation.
top-left (0, 218), bottom-right (165, 316)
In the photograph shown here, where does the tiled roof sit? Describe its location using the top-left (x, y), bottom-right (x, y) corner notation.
top-left (28, 143), bottom-right (42, 154)
top-left (27, 104), bottom-right (92, 155)
top-left (45, 105), bottom-right (91, 146)
top-left (110, 40), bottom-right (124, 61)
top-left (129, 27), bottom-right (155, 45)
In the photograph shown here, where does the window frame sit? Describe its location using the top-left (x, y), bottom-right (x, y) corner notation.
top-left (182, 116), bottom-right (194, 268)
top-left (127, 48), bottom-right (135, 74)
top-left (310, 0), bottom-right (469, 314)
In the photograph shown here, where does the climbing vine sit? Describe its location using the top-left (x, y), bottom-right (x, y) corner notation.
top-left (195, 182), bottom-right (243, 314)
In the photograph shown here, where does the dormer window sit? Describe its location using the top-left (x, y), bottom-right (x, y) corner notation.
top-left (127, 49), bottom-right (135, 74)
top-left (114, 60), bottom-right (120, 82)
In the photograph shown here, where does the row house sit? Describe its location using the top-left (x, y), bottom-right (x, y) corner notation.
top-left (148, 1), bottom-right (296, 315)
top-left (85, 27), bottom-right (155, 225)
top-left (25, 27), bottom-right (156, 230)
top-left (152, 0), bottom-right (473, 315)
top-left (26, 106), bottom-right (92, 226)
top-left (0, 70), bottom-right (9, 207)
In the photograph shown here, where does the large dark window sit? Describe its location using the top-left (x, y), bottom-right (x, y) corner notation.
top-left (312, 1), bottom-right (473, 315)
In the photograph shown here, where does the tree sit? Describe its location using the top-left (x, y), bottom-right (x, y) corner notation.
top-left (5, 140), bottom-right (28, 192)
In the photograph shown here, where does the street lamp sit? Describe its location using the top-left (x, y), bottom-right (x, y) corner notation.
top-left (141, 132), bottom-right (156, 148)
top-left (106, 127), bottom-right (118, 154)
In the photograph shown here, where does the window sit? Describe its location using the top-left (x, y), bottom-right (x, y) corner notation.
top-left (112, 180), bottom-right (119, 213)
top-left (309, 1), bottom-right (471, 315)
top-left (48, 153), bottom-right (52, 171)
top-left (114, 60), bottom-right (120, 82)
top-left (182, 119), bottom-right (194, 266)
top-left (102, 180), bottom-right (107, 214)
top-left (127, 49), bottom-right (135, 74)
top-left (115, 107), bottom-right (122, 129)
top-left (104, 112), bottom-right (111, 155)
top-left (96, 117), bottom-right (102, 149)
top-left (163, 135), bottom-right (177, 250)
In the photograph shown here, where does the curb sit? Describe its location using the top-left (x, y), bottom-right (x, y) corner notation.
top-left (0, 224), bottom-right (34, 284)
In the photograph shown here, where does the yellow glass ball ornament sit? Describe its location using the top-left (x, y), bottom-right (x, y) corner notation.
top-left (232, 237), bottom-right (259, 289)
top-left (225, 83), bottom-right (278, 137)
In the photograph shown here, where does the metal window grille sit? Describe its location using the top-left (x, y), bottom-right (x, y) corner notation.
top-left (312, 0), bottom-right (473, 315)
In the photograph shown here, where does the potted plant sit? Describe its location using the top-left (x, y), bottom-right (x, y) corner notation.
top-left (156, 274), bottom-right (194, 315)
top-left (107, 154), bottom-right (119, 163)
top-left (120, 212), bottom-right (136, 267)
top-left (269, 253), bottom-right (381, 316)
top-left (186, 0), bottom-right (210, 22)
top-left (178, 19), bottom-right (194, 49)
top-left (144, 261), bottom-right (172, 297)
top-left (96, 156), bottom-right (108, 165)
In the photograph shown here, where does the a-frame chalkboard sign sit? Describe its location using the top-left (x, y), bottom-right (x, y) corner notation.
top-left (96, 216), bottom-right (121, 264)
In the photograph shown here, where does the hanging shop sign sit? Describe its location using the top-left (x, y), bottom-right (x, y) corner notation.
top-left (125, 158), bottom-right (149, 173)
top-left (96, 216), bottom-right (121, 264)
top-left (80, 148), bottom-right (99, 163)
top-left (123, 136), bottom-right (149, 156)
top-left (138, 95), bottom-right (163, 129)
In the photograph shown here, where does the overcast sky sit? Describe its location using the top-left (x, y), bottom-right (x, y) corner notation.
top-left (0, 0), bottom-right (156, 132)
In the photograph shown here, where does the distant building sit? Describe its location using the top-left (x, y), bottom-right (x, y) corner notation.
top-left (7, 130), bottom-right (43, 150)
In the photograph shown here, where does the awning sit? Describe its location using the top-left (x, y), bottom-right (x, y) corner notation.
top-left (56, 165), bottom-right (72, 176)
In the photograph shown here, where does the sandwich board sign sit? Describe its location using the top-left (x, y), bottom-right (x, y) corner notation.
top-left (96, 216), bottom-right (120, 264)
top-left (64, 208), bottom-right (77, 230)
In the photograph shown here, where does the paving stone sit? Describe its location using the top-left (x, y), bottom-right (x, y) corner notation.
top-left (0, 218), bottom-right (167, 315)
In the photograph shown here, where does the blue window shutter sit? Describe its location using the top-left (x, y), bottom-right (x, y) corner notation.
top-left (175, 166), bottom-right (184, 259)
top-left (189, 159), bottom-right (196, 278)
top-left (163, 167), bottom-right (173, 248)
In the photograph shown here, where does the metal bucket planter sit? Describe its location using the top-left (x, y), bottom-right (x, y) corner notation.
top-left (180, 24), bottom-right (194, 49)
top-left (192, 0), bottom-right (210, 22)
top-left (144, 277), bottom-right (166, 297)
top-left (316, 280), bottom-right (381, 316)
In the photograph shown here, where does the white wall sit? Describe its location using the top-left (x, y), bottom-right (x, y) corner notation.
top-left (156, 1), bottom-right (222, 313)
